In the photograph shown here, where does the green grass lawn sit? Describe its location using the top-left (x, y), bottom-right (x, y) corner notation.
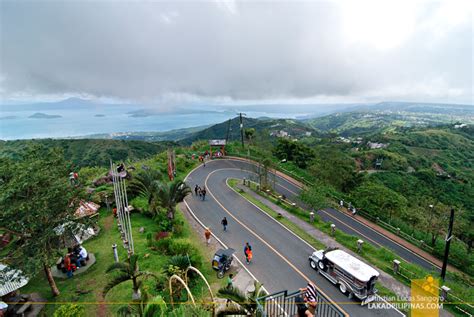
top-left (21, 207), bottom-right (216, 316)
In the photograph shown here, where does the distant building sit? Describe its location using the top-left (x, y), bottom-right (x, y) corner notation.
top-left (305, 131), bottom-right (312, 137)
top-left (367, 142), bottom-right (388, 149)
top-left (337, 137), bottom-right (351, 143)
top-left (454, 123), bottom-right (468, 129)
top-left (271, 130), bottom-right (289, 138)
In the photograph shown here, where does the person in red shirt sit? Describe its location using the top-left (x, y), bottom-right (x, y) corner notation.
top-left (64, 253), bottom-right (73, 278)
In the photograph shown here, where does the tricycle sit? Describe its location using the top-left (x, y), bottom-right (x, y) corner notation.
top-left (212, 248), bottom-right (235, 278)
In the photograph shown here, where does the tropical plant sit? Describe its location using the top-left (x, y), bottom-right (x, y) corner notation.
top-left (217, 281), bottom-right (264, 316)
top-left (103, 255), bottom-right (159, 300)
top-left (167, 255), bottom-right (191, 271)
top-left (128, 169), bottom-right (162, 202)
top-left (168, 305), bottom-right (210, 317)
top-left (154, 179), bottom-right (191, 220)
top-left (117, 293), bottom-right (168, 317)
top-left (53, 304), bottom-right (85, 317)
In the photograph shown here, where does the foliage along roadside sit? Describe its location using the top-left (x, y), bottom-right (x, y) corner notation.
top-left (229, 179), bottom-right (473, 317)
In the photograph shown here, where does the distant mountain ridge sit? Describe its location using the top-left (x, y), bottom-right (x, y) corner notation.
top-left (180, 116), bottom-right (317, 144)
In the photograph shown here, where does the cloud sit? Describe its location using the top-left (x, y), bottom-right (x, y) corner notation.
top-left (0, 0), bottom-right (472, 104)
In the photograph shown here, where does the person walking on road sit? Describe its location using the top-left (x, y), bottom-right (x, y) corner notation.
top-left (201, 187), bottom-right (207, 201)
top-left (244, 242), bottom-right (252, 264)
top-left (246, 248), bottom-right (253, 264)
top-left (204, 227), bottom-right (212, 246)
top-left (221, 217), bottom-right (228, 231)
top-left (194, 185), bottom-right (199, 196)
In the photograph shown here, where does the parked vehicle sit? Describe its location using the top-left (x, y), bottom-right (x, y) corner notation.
top-left (309, 248), bottom-right (379, 305)
top-left (212, 248), bottom-right (235, 279)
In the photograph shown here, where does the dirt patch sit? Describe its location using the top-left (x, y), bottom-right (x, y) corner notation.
top-left (95, 292), bottom-right (107, 317)
top-left (103, 214), bottom-right (114, 231)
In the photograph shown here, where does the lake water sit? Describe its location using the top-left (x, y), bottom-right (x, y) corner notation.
top-left (0, 105), bottom-right (301, 140)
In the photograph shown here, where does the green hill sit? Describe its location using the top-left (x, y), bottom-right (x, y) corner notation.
top-left (304, 105), bottom-right (474, 136)
top-left (0, 139), bottom-right (176, 167)
top-left (181, 116), bottom-right (317, 144)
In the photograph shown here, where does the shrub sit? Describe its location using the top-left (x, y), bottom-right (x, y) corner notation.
top-left (154, 212), bottom-right (173, 232)
top-left (152, 237), bottom-right (172, 254)
top-left (172, 220), bottom-right (185, 237)
top-left (168, 255), bottom-right (191, 270)
top-left (155, 231), bottom-right (170, 240)
top-left (130, 196), bottom-right (149, 214)
top-left (169, 239), bottom-right (193, 255)
top-left (53, 304), bottom-right (85, 317)
top-left (189, 252), bottom-right (204, 269)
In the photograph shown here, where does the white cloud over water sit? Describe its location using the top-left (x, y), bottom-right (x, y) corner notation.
top-left (0, 0), bottom-right (472, 105)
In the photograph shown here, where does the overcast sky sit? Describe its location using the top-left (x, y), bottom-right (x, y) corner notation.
top-left (0, 0), bottom-right (472, 105)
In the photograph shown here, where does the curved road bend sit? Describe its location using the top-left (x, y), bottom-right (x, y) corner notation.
top-left (198, 158), bottom-right (439, 272)
top-left (185, 159), bottom-right (404, 317)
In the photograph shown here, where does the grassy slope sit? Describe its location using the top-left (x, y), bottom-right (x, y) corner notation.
top-left (21, 209), bottom-right (162, 316)
top-left (0, 139), bottom-right (176, 168)
top-left (21, 207), bottom-right (218, 316)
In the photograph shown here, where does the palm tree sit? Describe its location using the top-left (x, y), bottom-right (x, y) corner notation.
top-left (117, 293), bottom-right (168, 317)
top-left (217, 281), bottom-right (264, 316)
top-left (103, 255), bottom-right (158, 300)
top-left (154, 179), bottom-right (191, 220)
top-left (128, 169), bottom-right (162, 203)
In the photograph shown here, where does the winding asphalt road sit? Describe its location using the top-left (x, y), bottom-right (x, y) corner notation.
top-left (184, 159), bottom-right (406, 317)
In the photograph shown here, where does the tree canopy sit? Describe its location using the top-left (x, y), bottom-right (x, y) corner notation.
top-left (0, 145), bottom-right (83, 295)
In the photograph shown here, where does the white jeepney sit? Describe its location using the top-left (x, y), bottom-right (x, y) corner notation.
top-left (309, 248), bottom-right (379, 305)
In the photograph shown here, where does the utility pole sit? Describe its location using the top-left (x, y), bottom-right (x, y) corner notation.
top-left (225, 119), bottom-right (231, 143)
top-left (441, 208), bottom-right (455, 281)
top-left (239, 113), bottom-right (244, 148)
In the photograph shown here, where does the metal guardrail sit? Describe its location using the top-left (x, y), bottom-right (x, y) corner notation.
top-left (232, 158), bottom-right (472, 317)
top-left (230, 152), bottom-right (439, 256)
top-left (257, 289), bottom-right (347, 317)
top-left (351, 208), bottom-right (435, 253)
top-left (395, 264), bottom-right (474, 316)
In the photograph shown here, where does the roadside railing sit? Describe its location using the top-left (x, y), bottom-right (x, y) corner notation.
top-left (240, 173), bottom-right (473, 317)
top-left (257, 289), bottom-right (348, 317)
top-left (394, 263), bottom-right (474, 316)
top-left (337, 204), bottom-right (435, 254)
top-left (228, 152), bottom-right (441, 262)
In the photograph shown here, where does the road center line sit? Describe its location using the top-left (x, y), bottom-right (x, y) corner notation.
top-left (205, 168), bottom-right (349, 316)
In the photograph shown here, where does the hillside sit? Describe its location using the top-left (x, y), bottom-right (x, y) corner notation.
top-left (80, 125), bottom-right (210, 141)
top-left (304, 103), bottom-right (474, 136)
top-left (181, 116), bottom-right (317, 144)
top-left (0, 139), bottom-right (176, 167)
top-left (351, 126), bottom-right (473, 209)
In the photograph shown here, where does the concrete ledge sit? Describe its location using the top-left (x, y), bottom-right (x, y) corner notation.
top-left (51, 253), bottom-right (96, 278)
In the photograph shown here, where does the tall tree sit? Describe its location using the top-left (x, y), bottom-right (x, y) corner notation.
top-left (423, 202), bottom-right (450, 246)
top-left (0, 146), bottom-right (82, 296)
top-left (309, 147), bottom-right (360, 192)
top-left (244, 128), bottom-right (256, 145)
top-left (350, 181), bottom-right (408, 221)
top-left (300, 182), bottom-right (332, 211)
